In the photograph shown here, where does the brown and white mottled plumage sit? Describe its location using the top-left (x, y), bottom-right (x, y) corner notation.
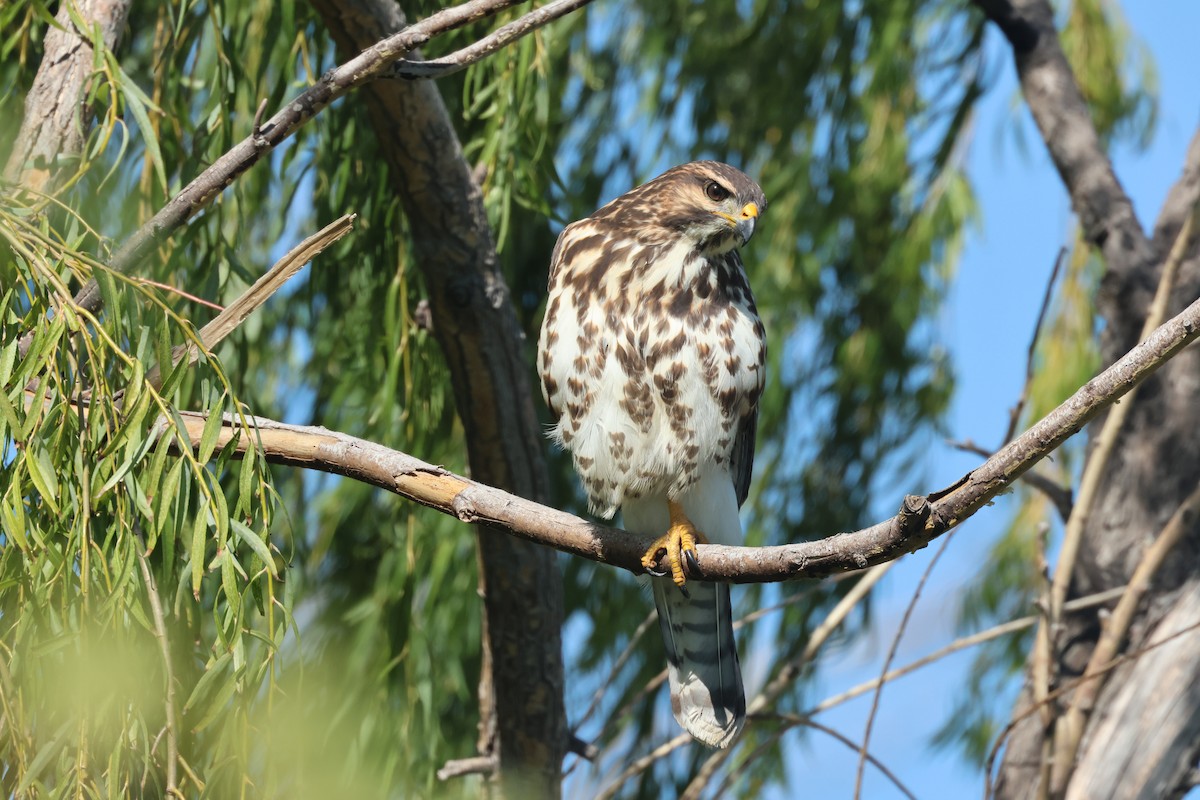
top-left (537, 161), bottom-right (766, 748)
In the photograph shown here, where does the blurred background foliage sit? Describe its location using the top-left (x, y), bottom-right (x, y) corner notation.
top-left (0, 0), bottom-right (1153, 796)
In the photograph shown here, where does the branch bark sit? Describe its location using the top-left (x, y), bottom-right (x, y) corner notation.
top-left (4, 0), bottom-right (133, 192)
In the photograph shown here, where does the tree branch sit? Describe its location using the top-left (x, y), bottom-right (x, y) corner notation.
top-left (1153, 125), bottom-right (1200, 254)
top-left (390, 0), bottom-right (595, 80)
top-left (971, 0), bottom-right (1157, 348)
top-left (55, 0), bottom-right (563, 317)
top-left (64, 284), bottom-right (1193, 584)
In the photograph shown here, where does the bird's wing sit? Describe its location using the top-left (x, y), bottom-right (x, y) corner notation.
top-left (730, 406), bottom-right (758, 509)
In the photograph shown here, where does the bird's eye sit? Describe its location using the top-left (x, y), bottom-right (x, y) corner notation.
top-left (704, 181), bottom-right (731, 202)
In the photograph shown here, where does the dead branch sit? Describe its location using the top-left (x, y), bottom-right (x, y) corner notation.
top-left (144, 214), bottom-right (356, 388)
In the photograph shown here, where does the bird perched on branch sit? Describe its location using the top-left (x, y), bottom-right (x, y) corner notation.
top-left (537, 161), bottom-right (767, 748)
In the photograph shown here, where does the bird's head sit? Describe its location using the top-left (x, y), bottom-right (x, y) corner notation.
top-left (652, 161), bottom-right (767, 255)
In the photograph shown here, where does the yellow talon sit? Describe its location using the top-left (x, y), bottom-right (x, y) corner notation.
top-left (641, 500), bottom-right (707, 588)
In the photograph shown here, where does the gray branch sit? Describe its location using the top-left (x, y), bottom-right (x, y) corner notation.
top-left (155, 287), bottom-right (1200, 583)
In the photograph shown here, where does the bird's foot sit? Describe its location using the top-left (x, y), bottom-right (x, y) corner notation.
top-left (641, 501), bottom-right (707, 592)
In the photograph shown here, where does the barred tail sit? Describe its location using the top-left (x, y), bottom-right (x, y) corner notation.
top-left (651, 575), bottom-right (745, 748)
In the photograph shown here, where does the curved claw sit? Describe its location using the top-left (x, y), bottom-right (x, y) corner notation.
top-left (643, 560), bottom-right (669, 578)
top-left (639, 501), bottom-right (707, 589)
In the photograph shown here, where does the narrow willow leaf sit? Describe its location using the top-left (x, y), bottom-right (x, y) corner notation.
top-left (231, 519), bottom-right (275, 577)
top-left (197, 406), bottom-right (224, 464)
top-left (190, 672), bottom-right (238, 733)
top-left (0, 323), bottom-right (16, 387)
top-left (19, 378), bottom-right (48, 444)
top-left (23, 446), bottom-right (59, 514)
top-left (190, 509), bottom-right (207, 597)
top-left (108, 54), bottom-right (168, 193)
top-left (15, 720), bottom-right (69, 795)
top-left (220, 549), bottom-right (241, 616)
top-left (0, 387), bottom-right (20, 439)
top-left (182, 651), bottom-right (232, 716)
top-left (155, 457), bottom-right (185, 543)
top-left (1, 479), bottom-right (30, 551)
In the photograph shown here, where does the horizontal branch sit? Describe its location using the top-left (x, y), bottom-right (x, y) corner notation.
top-left (159, 286), bottom-right (1200, 583)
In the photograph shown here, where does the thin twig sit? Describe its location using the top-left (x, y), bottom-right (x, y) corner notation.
top-left (391, 0), bottom-right (596, 80)
top-left (593, 734), bottom-right (691, 800)
top-left (573, 609), bottom-right (658, 733)
top-left (855, 531), bottom-right (956, 798)
top-left (739, 714), bottom-right (918, 800)
top-left (134, 528), bottom-right (178, 794)
top-left (436, 755), bottom-right (496, 781)
top-left (129, 278), bottom-right (226, 312)
top-left (806, 586), bottom-right (1128, 717)
top-left (1004, 246), bottom-right (1067, 443)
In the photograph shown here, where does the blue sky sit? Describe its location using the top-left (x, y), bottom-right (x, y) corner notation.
top-left (780, 5), bottom-right (1200, 798)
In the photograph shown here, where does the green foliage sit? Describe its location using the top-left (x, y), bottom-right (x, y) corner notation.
top-left (1, 192), bottom-right (284, 794)
top-left (0, 0), bottom-right (1157, 795)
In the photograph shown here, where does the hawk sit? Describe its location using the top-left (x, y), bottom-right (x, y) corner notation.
top-left (537, 161), bottom-right (766, 748)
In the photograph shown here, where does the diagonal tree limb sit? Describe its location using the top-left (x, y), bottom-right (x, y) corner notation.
top-left (389, 0), bottom-right (595, 80)
top-left (143, 214), bottom-right (357, 389)
top-left (32, 0), bottom-right (577, 321)
top-left (970, 0), bottom-right (1158, 350)
top-left (1152, 126), bottom-right (1200, 254)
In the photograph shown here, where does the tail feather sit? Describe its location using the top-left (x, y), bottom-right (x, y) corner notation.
top-left (652, 575), bottom-right (745, 748)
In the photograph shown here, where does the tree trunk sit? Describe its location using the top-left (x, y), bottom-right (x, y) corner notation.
top-left (309, 1), bottom-right (566, 796)
top-left (975, 1), bottom-right (1200, 797)
top-left (5, 0), bottom-right (133, 191)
